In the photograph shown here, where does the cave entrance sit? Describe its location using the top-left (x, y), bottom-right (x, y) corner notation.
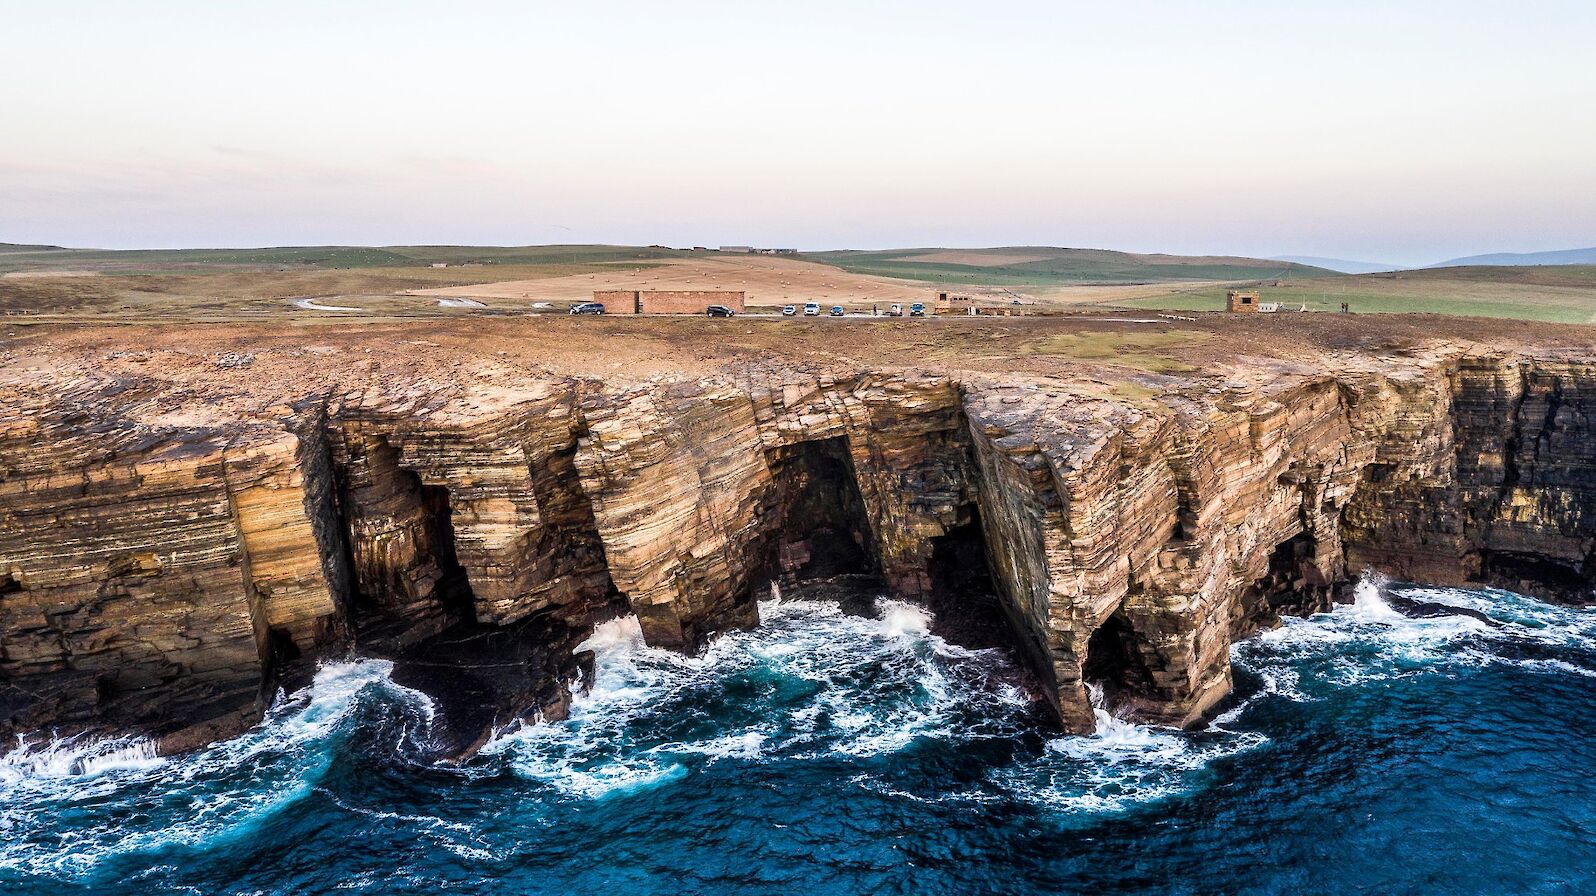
top-left (922, 507), bottom-right (1014, 650)
top-left (1082, 611), bottom-right (1157, 715)
top-left (762, 437), bottom-right (881, 601)
top-left (345, 437), bottom-right (476, 649)
top-left (417, 480), bottom-right (475, 616)
top-left (1479, 549), bottom-right (1590, 604)
top-left (1238, 531), bottom-right (1334, 632)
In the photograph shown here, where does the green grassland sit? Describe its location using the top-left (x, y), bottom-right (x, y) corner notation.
top-left (804, 247), bottom-right (1334, 287)
top-left (5, 241), bottom-right (1594, 326)
top-left (0, 243), bottom-right (689, 318)
top-left (1115, 266), bottom-right (1596, 324)
top-left (0, 243), bottom-right (691, 275)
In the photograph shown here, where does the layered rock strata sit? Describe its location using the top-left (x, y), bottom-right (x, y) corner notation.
top-left (5, 345), bottom-right (1596, 753)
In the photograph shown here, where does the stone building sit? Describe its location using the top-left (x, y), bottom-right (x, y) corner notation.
top-left (935, 291), bottom-right (1027, 316)
top-left (1227, 290), bottom-right (1261, 312)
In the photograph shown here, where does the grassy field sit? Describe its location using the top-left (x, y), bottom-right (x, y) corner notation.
top-left (4, 242), bottom-right (1593, 326)
top-left (0, 263), bottom-right (664, 320)
top-left (1113, 266), bottom-right (1596, 324)
top-left (0, 243), bottom-right (692, 275)
top-left (805, 247), bottom-right (1334, 287)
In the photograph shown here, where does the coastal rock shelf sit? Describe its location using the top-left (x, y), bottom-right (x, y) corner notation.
top-left (3, 326), bottom-right (1595, 754)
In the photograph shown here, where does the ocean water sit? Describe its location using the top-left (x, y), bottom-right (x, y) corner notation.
top-left (4, 578), bottom-right (1594, 895)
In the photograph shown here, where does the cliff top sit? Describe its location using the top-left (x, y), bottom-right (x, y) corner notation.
top-left (5, 314), bottom-right (1595, 424)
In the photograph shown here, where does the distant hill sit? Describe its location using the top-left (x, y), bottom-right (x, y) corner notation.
top-left (805, 247), bottom-right (1338, 287)
top-left (1271, 255), bottom-right (1404, 274)
top-left (1428, 247), bottom-right (1596, 268)
top-left (0, 243), bottom-right (694, 274)
top-left (0, 242), bottom-right (1341, 284)
top-left (1115, 264), bottom-right (1596, 324)
top-left (0, 242), bottom-right (69, 253)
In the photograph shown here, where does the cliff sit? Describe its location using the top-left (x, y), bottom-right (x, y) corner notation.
top-left (3, 318), bottom-right (1595, 753)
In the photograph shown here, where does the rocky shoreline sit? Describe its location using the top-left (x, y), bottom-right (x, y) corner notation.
top-left (4, 319), bottom-right (1594, 755)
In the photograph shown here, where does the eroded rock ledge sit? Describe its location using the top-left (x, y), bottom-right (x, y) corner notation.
top-left (4, 328), bottom-right (1595, 753)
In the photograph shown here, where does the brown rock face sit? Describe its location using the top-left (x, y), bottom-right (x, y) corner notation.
top-left (5, 343), bottom-right (1596, 753)
top-left (1342, 356), bottom-right (1596, 603)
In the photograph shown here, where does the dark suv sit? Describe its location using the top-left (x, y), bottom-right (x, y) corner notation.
top-left (706, 305), bottom-right (737, 318)
top-left (569, 302), bottom-right (605, 315)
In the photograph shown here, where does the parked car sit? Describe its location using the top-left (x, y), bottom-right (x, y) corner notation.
top-left (706, 304), bottom-right (737, 318)
top-left (885, 304), bottom-right (904, 316)
top-left (908, 302), bottom-right (927, 316)
top-left (781, 305), bottom-right (798, 316)
top-left (829, 305), bottom-right (845, 317)
top-left (569, 302), bottom-right (605, 315)
top-left (803, 302), bottom-right (821, 316)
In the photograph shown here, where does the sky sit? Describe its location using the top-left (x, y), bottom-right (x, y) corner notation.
top-left (2, 1), bottom-right (1593, 266)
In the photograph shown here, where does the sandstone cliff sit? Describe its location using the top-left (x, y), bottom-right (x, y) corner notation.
top-left (4, 324), bottom-right (1595, 754)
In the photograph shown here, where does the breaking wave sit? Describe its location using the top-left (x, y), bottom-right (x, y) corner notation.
top-left (480, 597), bottom-right (1031, 798)
top-left (2, 579), bottom-right (1593, 894)
top-left (1231, 572), bottom-right (1596, 708)
top-left (0, 660), bottom-right (439, 878)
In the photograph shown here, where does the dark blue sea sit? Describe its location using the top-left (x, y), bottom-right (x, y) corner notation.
top-left (5, 578), bottom-right (1594, 895)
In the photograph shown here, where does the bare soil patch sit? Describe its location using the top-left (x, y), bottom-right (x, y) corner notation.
top-left (412, 256), bottom-right (936, 308)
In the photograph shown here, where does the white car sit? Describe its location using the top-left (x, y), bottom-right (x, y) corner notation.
top-left (803, 302), bottom-right (821, 316)
top-left (782, 305), bottom-right (797, 316)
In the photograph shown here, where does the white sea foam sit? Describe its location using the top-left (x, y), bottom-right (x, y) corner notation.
top-left (0, 659), bottom-right (437, 878)
top-left (0, 733), bottom-right (164, 784)
top-left (1230, 571), bottom-right (1596, 717)
top-left (10, 573), bottom-right (1589, 881)
top-left (880, 601), bottom-right (932, 637)
top-left (532, 593), bottom-right (1260, 814)
top-left (486, 596), bottom-right (1029, 797)
top-left (996, 683), bottom-right (1265, 813)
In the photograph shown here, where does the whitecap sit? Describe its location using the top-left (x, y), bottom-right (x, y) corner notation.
top-left (993, 682), bottom-right (1266, 813)
top-left (488, 596), bottom-right (1032, 791)
top-left (0, 733), bottom-right (164, 785)
top-left (0, 658), bottom-right (438, 879)
top-left (1235, 572), bottom-right (1596, 695)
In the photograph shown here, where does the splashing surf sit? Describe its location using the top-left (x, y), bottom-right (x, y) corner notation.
top-left (2, 578), bottom-right (1593, 894)
top-left (481, 597), bottom-right (1031, 797)
top-left (0, 660), bottom-right (438, 877)
top-left (1232, 572), bottom-right (1596, 708)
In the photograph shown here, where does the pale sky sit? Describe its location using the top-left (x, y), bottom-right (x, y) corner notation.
top-left (2, 1), bottom-right (1593, 265)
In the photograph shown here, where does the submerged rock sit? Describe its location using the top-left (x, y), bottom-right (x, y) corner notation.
top-left (1384, 594), bottom-right (1504, 628)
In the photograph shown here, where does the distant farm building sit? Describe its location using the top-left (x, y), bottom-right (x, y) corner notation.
top-left (717, 246), bottom-right (796, 255)
top-left (936, 292), bottom-right (974, 314)
top-left (592, 290), bottom-right (746, 314)
top-left (1227, 290), bottom-right (1287, 313)
top-left (935, 291), bottom-right (1029, 316)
